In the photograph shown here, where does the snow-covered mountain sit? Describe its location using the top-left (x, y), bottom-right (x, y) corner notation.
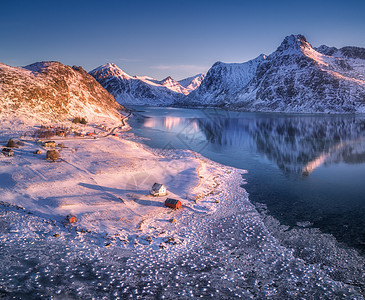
top-left (159, 76), bottom-right (189, 95)
top-left (88, 35), bottom-right (365, 112)
top-left (178, 73), bottom-right (206, 94)
top-left (0, 61), bottom-right (123, 125)
top-left (89, 63), bottom-right (205, 105)
top-left (181, 35), bottom-right (365, 113)
top-left (184, 55), bottom-right (266, 106)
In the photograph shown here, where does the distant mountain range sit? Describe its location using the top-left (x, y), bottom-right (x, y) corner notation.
top-left (181, 35), bottom-right (365, 113)
top-left (0, 61), bottom-right (123, 125)
top-left (91, 35), bottom-right (365, 113)
top-left (1, 34), bottom-right (364, 119)
top-left (89, 63), bottom-right (205, 106)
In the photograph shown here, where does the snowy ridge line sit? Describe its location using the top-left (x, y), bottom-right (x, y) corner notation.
top-left (89, 63), bottom-right (205, 106)
top-left (176, 35), bottom-right (365, 113)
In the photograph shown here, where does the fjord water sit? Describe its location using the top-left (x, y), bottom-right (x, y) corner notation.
top-left (129, 107), bottom-right (365, 254)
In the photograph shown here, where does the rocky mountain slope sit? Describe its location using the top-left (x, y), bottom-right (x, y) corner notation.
top-left (182, 35), bottom-right (365, 113)
top-left (0, 61), bottom-right (123, 125)
top-left (89, 63), bottom-right (205, 105)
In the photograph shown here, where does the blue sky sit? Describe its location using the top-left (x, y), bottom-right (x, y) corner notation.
top-left (1, 0), bottom-right (365, 80)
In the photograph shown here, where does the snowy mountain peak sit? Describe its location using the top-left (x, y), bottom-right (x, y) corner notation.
top-left (105, 62), bottom-right (118, 68)
top-left (277, 34), bottom-right (312, 53)
top-left (90, 63), bottom-right (133, 80)
top-left (160, 76), bottom-right (190, 95)
top-left (162, 76), bottom-right (173, 82)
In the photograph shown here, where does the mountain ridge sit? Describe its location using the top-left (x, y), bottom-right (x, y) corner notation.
top-left (89, 64), bottom-right (205, 106)
top-left (178, 34), bottom-right (365, 113)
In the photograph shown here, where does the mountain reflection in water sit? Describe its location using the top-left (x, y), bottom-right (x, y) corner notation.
top-left (131, 108), bottom-right (365, 253)
top-left (142, 112), bottom-right (365, 176)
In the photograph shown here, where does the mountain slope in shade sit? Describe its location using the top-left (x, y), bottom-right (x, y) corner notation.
top-left (180, 35), bottom-right (365, 113)
top-left (0, 61), bottom-right (123, 125)
top-left (182, 55), bottom-right (266, 106)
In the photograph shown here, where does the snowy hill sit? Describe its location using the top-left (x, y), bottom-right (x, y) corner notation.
top-left (180, 35), bottom-right (365, 113)
top-left (89, 63), bottom-right (205, 105)
top-left (0, 61), bottom-right (123, 126)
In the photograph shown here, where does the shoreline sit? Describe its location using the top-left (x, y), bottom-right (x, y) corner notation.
top-left (0, 117), bottom-right (244, 250)
top-left (0, 116), bottom-right (364, 298)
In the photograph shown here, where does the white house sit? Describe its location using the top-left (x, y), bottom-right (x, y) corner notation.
top-left (2, 148), bottom-right (14, 156)
top-left (150, 183), bottom-right (167, 197)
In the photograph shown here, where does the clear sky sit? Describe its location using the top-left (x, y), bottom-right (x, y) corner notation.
top-left (1, 0), bottom-right (364, 80)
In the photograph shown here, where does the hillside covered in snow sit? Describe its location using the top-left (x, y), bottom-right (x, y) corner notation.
top-left (180, 35), bottom-right (365, 113)
top-left (0, 61), bottom-right (124, 126)
top-left (89, 63), bottom-right (205, 106)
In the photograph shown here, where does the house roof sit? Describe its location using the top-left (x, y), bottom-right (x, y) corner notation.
top-left (2, 148), bottom-right (13, 152)
top-left (152, 183), bottom-right (164, 190)
top-left (165, 198), bottom-right (181, 205)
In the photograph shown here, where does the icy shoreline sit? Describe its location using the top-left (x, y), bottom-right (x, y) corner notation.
top-left (0, 122), bottom-right (364, 298)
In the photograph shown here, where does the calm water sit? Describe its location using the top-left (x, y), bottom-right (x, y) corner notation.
top-left (129, 107), bottom-right (365, 254)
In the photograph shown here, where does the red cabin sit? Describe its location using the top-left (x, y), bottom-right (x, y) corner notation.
top-left (165, 198), bottom-right (182, 209)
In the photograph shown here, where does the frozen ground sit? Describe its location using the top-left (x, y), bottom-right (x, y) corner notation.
top-left (0, 121), bottom-right (364, 299)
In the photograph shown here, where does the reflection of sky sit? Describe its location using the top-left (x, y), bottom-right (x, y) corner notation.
top-left (144, 116), bottom-right (200, 133)
top-left (164, 117), bottom-right (181, 130)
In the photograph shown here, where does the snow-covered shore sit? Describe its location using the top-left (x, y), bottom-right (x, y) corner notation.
top-left (0, 120), bottom-right (241, 250)
top-left (0, 119), bottom-right (364, 298)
